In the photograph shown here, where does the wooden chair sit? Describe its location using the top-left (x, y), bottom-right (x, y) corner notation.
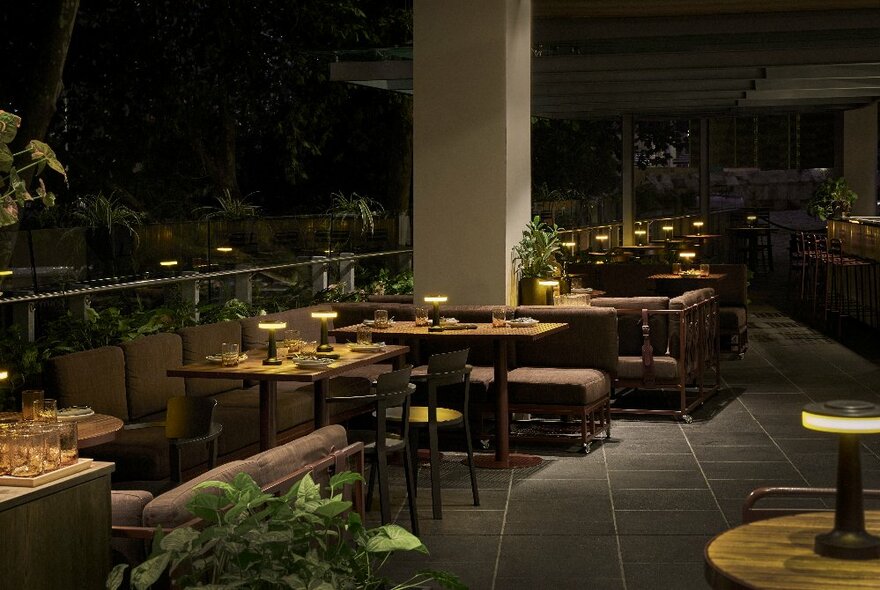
top-left (742, 486), bottom-right (880, 524)
top-left (165, 396), bottom-right (223, 484)
top-left (328, 366), bottom-right (419, 535)
top-left (389, 348), bottom-right (479, 520)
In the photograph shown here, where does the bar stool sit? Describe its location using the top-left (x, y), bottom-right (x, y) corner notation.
top-left (825, 239), bottom-right (878, 332)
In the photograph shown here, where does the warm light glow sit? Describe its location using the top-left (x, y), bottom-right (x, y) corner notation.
top-left (539, 280), bottom-right (560, 287)
top-left (662, 226), bottom-right (673, 231)
top-left (561, 242), bottom-right (576, 248)
top-left (311, 312), bottom-right (338, 319)
top-left (802, 411), bottom-right (880, 434)
top-left (159, 260), bottom-right (178, 267)
top-left (424, 296), bottom-right (448, 303)
top-left (634, 230), bottom-right (646, 236)
top-left (746, 215), bottom-right (757, 222)
top-left (0, 270), bottom-right (12, 277)
top-left (596, 235), bottom-right (609, 241)
top-left (258, 321), bottom-right (287, 330)
top-left (679, 252), bottom-right (696, 260)
top-left (216, 247), bottom-right (233, 253)
top-left (0, 370), bottom-right (7, 380)
top-left (692, 221), bottom-right (704, 228)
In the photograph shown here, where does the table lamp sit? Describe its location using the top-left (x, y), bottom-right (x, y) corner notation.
top-left (159, 260), bottom-right (178, 267)
top-left (0, 270), bottom-right (11, 277)
top-left (596, 234), bottom-right (609, 252)
top-left (679, 251), bottom-right (696, 267)
top-left (539, 280), bottom-right (559, 305)
top-left (0, 370), bottom-right (7, 381)
top-left (802, 400), bottom-right (880, 559)
top-left (634, 229), bottom-right (647, 246)
top-left (424, 296), bottom-right (448, 327)
top-left (662, 225), bottom-right (674, 241)
top-left (258, 321), bottom-right (287, 365)
top-left (746, 215), bottom-right (757, 227)
top-left (692, 221), bottom-right (704, 235)
top-left (216, 246), bottom-right (233, 253)
top-left (311, 311), bottom-right (338, 352)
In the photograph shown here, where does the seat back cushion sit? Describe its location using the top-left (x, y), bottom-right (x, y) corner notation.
top-left (45, 346), bottom-right (129, 421)
top-left (240, 304), bottom-right (333, 350)
top-left (142, 459), bottom-right (262, 528)
top-left (178, 322), bottom-right (243, 397)
top-left (591, 297), bottom-right (669, 356)
top-left (251, 424), bottom-right (348, 488)
top-left (596, 264), bottom-right (665, 296)
top-left (514, 306), bottom-right (618, 374)
top-left (120, 333), bottom-right (186, 420)
top-left (710, 264), bottom-right (748, 306)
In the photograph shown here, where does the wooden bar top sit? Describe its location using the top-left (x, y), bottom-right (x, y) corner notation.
top-left (331, 321), bottom-right (568, 341)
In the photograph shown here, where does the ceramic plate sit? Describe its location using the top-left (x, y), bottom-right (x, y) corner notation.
top-left (205, 354), bottom-right (249, 363)
top-left (57, 407), bottom-right (95, 421)
top-left (294, 358), bottom-right (334, 369)
top-left (362, 319), bottom-right (395, 326)
top-left (507, 318), bottom-right (539, 327)
top-left (347, 342), bottom-right (387, 352)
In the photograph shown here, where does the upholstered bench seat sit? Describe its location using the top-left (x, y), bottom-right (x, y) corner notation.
top-left (504, 367), bottom-right (610, 406)
top-left (616, 356), bottom-right (679, 381)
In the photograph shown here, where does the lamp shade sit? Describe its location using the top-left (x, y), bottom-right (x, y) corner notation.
top-left (258, 321), bottom-right (287, 330)
top-left (802, 400), bottom-right (880, 434)
top-left (561, 242), bottom-right (576, 248)
top-left (310, 312), bottom-right (338, 320)
top-left (692, 221), bottom-right (704, 228)
top-left (159, 260), bottom-right (178, 267)
top-left (0, 370), bottom-right (7, 380)
top-left (424, 296), bottom-right (448, 303)
top-left (216, 246), bottom-right (233, 253)
top-left (0, 270), bottom-right (12, 277)
top-left (538, 280), bottom-right (559, 287)
top-left (679, 252), bottom-right (696, 260)
top-left (661, 226), bottom-right (673, 232)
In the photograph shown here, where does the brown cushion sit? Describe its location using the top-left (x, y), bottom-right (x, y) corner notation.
top-left (592, 297), bottom-right (669, 357)
top-left (142, 459), bottom-right (262, 528)
top-left (120, 333), bottom-right (185, 420)
top-left (503, 367), bottom-right (610, 406)
top-left (597, 264), bottom-right (665, 296)
top-left (514, 306), bottom-right (619, 374)
top-left (617, 356), bottom-right (680, 381)
top-left (178, 322), bottom-right (243, 397)
top-left (240, 305), bottom-right (333, 349)
top-left (214, 386), bottom-right (315, 432)
top-left (720, 306), bottom-right (747, 331)
top-left (412, 364), bottom-right (495, 405)
top-left (46, 346), bottom-right (129, 421)
top-left (111, 490), bottom-right (154, 527)
top-left (251, 425), bottom-right (348, 488)
top-left (418, 305), bottom-right (512, 366)
top-left (710, 264), bottom-right (748, 306)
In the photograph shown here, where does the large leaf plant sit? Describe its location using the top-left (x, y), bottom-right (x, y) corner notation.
top-left (512, 215), bottom-right (562, 279)
top-left (0, 110), bottom-right (67, 227)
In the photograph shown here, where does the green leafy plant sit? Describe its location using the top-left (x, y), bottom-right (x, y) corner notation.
top-left (198, 298), bottom-right (264, 324)
top-left (806, 176), bottom-right (858, 221)
top-left (312, 282), bottom-right (368, 304)
top-left (70, 192), bottom-right (145, 239)
top-left (107, 471), bottom-right (463, 590)
top-left (366, 268), bottom-right (413, 296)
top-left (0, 326), bottom-right (50, 407)
top-left (512, 215), bottom-right (562, 278)
top-left (328, 191), bottom-right (384, 237)
top-left (199, 189), bottom-right (261, 220)
top-left (0, 110), bottom-right (67, 227)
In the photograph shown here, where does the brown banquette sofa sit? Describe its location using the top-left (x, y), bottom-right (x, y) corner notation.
top-left (44, 305), bottom-right (381, 484)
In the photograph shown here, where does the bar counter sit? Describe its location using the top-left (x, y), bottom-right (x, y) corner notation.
top-left (829, 217), bottom-right (880, 262)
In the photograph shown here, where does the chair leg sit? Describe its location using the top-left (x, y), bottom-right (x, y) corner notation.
top-left (402, 444), bottom-right (420, 536)
top-left (408, 429), bottom-right (419, 495)
top-left (462, 415), bottom-right (480, 507)
top-left (169, 444), bottom-right (182, 484)
top-left (208, 439), bottom-right (219, 469)
top-left (376, 451), bottom-right (391, 526)
top-left (366, 456), bottom-right (377, 513)
top-left (428, 420), bottom-right (442, 520)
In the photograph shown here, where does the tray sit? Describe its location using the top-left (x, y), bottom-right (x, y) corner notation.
top-left (0, 458), bottom-right (93, 488)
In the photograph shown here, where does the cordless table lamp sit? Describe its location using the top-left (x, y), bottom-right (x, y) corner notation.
top-left (258, 321), bottom-right (287, 365)
top-left (424, 296), bottom-right (448, 327)
top-left (802, 400), bottom-right (880, 559)
top-left (539, 280), bottom-right (559, 305)
top-left (311, 311), bottom-right (338, 352)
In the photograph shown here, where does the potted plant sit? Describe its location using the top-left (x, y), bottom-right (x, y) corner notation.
top-left (512, 215), bottom-right (561, 304)
top-left (806, 176), bottom-right (858, 221)
top-left (107, 471), bottom-right (463, 590)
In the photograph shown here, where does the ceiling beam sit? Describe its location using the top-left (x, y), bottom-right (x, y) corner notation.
top-left (533, 1), bottom-right (879, 19)
top-left (745, 88), bottom-right (880, 101)
top-left (764, 63), bottom-right (880, 79)
top-left (755, 78), bottom-right (880, 91)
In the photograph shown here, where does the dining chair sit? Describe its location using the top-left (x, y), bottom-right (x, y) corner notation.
top-left (742, 486), bottom-right (880, 524)
top-left (327, 366), bottom-right (419, 535)
top-left (165, 396), bottom-right (223, 484)
top-left (389, 348), bottom-right (480, 520)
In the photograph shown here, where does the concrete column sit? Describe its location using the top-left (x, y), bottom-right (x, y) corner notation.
top-left (311, 256), bottom-right (328, 295)
top-left (234, 273), bottom-right (253, 303)
top-left (700, 118), bottom-right (710, 223)
top-left (414, 0), bottom-right (532, 305)
top-left (12, 302), bottom-right (35, 342)
top-left (180, 279), bottom-right (200, 323)
top-left (842, 103), bottom-right (878, 216)
top-left (622, 115), bottom-right (634, 246)
top-left (67, 295), bottom-right (90, 322)
top-left (339, 252), bottom-right (356, 293)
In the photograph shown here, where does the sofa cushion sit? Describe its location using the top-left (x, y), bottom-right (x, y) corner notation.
top-left (46, 346), bottom-right (129, 421)
top-left (111, 489), bottom-right (154, 527)
top-left (142, 459), bottom-right (263, 528)
top-left (720, 306), bottom-right (747, 331)
top-left (514, 306), bottom-right (618, 375)
top-left (597, 264), bottom-right (664, 296)
top-left (504, 367), bottom-right (610, 406)
top-left (178, 322), bottom-right (243, 397)
top-left (240, 304), bottom-right (332, 350)
top-left (120, 333), bottom-right (185, 420)
top-left (214, 386), bottom-right (315, 433)
top-left (251, 425), bottom-right (348, 488)
top-left (617, 356), bottom-right (680, 381)
top-left (592, 297), bottom-right (670, 357)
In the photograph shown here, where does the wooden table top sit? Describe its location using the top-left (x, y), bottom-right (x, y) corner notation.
top-left (331, 321), bottom-right (568, 341)
top-left (168, 345), bottom-right (409, 382)
top-left (648, 273), bottom-right (727, 280)
top-left (0, 412), bottom-right (123, 449)
top-left (683, 233), bottom-right (723, 239)
top-left (705, 511), bottom-right (880, 589)
top-left (729, 226), bottom-right (777, 232)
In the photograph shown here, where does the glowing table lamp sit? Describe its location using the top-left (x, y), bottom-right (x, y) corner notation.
top-left (0, 370), bottom-right (7, 381)
top-left (539, 280), bottom-right (559, 305)
top-left (595, 234), bottom-right (609, 252)
top-left (802, 400), bottom-right (880, 559)
top-left (311, 311), bottom-right (338, 352)
top-left (159, 260), bottom-right (178, 267)
top-left (679, 251), bottom-right (696, 266)
top-left (634, 229), bottom-right (647, 246)
top-left (216, 247), bottom-right (233, 253)
top-left (0, 270), bottom-right (12, 277)
top-left (662, 225), bottom-right (674, 241)
top-left (692, 220), bottom-right (704, 235)
top-left (424, 296), bottom-right (448, 327)
top-left (746, 215), bottom-right (758, 227)
top-left (258, 321), bottom-right (287, 365)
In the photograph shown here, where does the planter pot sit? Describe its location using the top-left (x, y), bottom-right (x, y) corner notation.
top-left (518, 277), bottom-right (547, 305)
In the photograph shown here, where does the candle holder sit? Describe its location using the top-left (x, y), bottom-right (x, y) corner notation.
top-left (802, 400), bottom-right (880, 560)
top-left (424, 296), bottom-right (448, 326)
top-left (258, 321), bottom-right (287, 365)
top-left (539, 280), bottom-right (559, 305)
top-left (311, 312), bottom-right (338, 352)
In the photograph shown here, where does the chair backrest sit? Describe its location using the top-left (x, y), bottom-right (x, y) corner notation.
top-left (426, 348), bottom-right (470, 387)
top-left (165, 396), bottom-right (218, 440)
top-left (742, 486), bottom-right (880, 524)
top-left (375, 366), bottom-right (416, 449)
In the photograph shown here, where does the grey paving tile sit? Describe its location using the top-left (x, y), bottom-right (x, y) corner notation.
top-left (708, 478), bottom-right (808, 500)
top-left (498, 535), bottom-right (621, 578)
top-left (606, 453), bottom-right (700, 471)
top-left (624, 560), bottom-right (712, 589)
top-left (601, 437), bottom-right (693, 455)
top-left (509, 477), bottom-right (609, 499)
top-left (615, 510), bottom-right (728, 535)
top-left (700, 461), bottom-right (802, 480)
top-left (610, 470), bottom-right (709, 490)
top-left (414, 508), bottom-right (505, 536)
top-left (503, 511), bottom-right (617, 535)
top-left (772, 437), bottom-right (839, 454)
top-left (511, 456), bottom-right (607, 480)
top-left (380, 560), bottom-right (493, 590)
top-left (619, 534), bottom-right (712, 563)
top-left (495, 575), bottom-right (626, 590)
top-left (687, 431), bottom-right (775, 447)
top-left (692, 445), bottom-right (787, 462)
top-left (613, 489), bottom-right (718, 511)
top-left (395, 534), bottom-right (499, 563)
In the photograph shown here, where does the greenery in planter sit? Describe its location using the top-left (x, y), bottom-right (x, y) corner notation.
top-left (198, 298), bottom-right (264, 325)
top-left (0, 325), bottom-right (50, 408)
top-left (365, 268), bottom-right (413, 296)
top-left (806, 176), bottom-right (858, 221)
top-left (70, 191), bottom-right (145, 238)
top-left (512, 215), bottom-right (562, 279)
top-left (198, 189), bottom-right (261, 220)
top-left (107, 471), bottom-right (463, 590)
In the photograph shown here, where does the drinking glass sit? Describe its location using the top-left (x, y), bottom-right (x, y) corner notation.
top-left (283, 329), bottom-right (301, 348)
top-left (40, 424), bottom-right (62, 472)
top-left (356, 325), bottom-right (372, 345)
top-left (301, 341), bottom-right (318, 358)
top-left (57, 421), bottom-right (78, 466)
top-left (20, 389), bottom-right (44, 420)
top-left (0, 425), bottom-right (13, 476)
top-left (221, 342), bottom-right (240, 367)
top-left (34, 398), bottom-right (58, 422)
top-left (374, 309), bottom-right (389, 329)
top-left (492, 307), bottom-right (507, 328)
top-left (700, 263), bottom-right (710, 277)
top-left (672, 263), bottom-right (682, 275)
top-left (414, 306), bottom-right (429, 327)
top-left (11, 424), bottom-right (44, 477)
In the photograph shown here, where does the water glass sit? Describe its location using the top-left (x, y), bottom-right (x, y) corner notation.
top-left (221, 342), bottom-right (240, 367)
top-left (34, 398), bottom-right (58, 422)
top-left (700, 263), bottom-right (710, 277)
top-left (414, 306), bottom-right (429, 327)
top-left (40, 424), bottom-right (62, 472)
top-left (20, 389), bottom-right (44, 420)
top-left (11, 425), bottom-right (45, 477)
top-left (301, 341), bottom-right (318, 358)
top-left (57, 421), bottom-right (79, 466)
top-left (672, 263), bottom-right (682, 275)
top-left (356, 325), bottom-right (372, 345)
top-left (492, 307), bottom-right (508, 328)
top-left (0, 426), bottom-right (13, 475)
top-left (374, 309), bottom-right (389, 329)
top-left (283, 329), bottom-right (301, 348)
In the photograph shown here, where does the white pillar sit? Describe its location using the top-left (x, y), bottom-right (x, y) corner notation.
top-left (843, 103), bottom-right (878, 216)
top-left (339, 252), bottom-right (356, 293)
top-left (622, 115), bottom-right (634, 246)
top-left (413, 0), bottom-right (532, 305)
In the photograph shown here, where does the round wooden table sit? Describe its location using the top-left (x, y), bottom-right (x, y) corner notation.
top-left (705, 511), bottom-right (880, 589)
top-left (0, 412), bottom-right (123, 449)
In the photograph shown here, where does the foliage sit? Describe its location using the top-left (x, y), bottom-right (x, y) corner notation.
top-left (0, 110), bottom-right (66, 227)
top-left (806, 176), bottom-right (858, 221)
top-left (0, 325), bottom-right (51, 405)
top-left (107, 471), bottom-right (463, 590)
top-left (512, 215), bottom-right (562, 279)
top-left (197, 189), bottom-right (261, 221)
top-left (198, 298), bottom-right (263, 325)
top-left (69, 192), bottom-right (144, 237)
top-left (312, 282), bottom-right (368, 304)
top-left (365, 267), bottom-right (413, 296)
top-left (328, 191), bottom-right (384, 236)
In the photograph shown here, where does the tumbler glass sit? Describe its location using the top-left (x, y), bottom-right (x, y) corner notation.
top-left (356, 325), bottom-right (373, 345)
top-left (492, 307), bottom-right (508, 328)
top-left (34, 398), bottom-right (58, 422)
top-left (11, 424), bottom-right (44, 477)
top-left (672, 263), bottom-right (682, 275)
top-left (414, 306), bottom-right (429, 327)
top-left (700, 263), bottom-right (710, 277)
top-left (57, 421), bottom-right (79, 466)
top-left (374, 309), bottom-right (389, 329)
top-left (0, 425), bottom-right (13, 476)
top-left (40, 423), bottom-right (62, 472)
top-left (21, 389), bottom-right (44, 420)
top-left (301, 341), bottom-right (318, 357)
top-left (221, 342), bottom-right (240, 367)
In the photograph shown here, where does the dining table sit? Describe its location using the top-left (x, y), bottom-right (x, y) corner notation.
top-left (705, 510), bottom-right (880, 589)
top-left (647, 272), bottom-right (728, 296)
top-left (167, 345), bottom-right (409, 450)
top-left (330, 320), bottom-right (569, 469)
top-left (0, 411), bottom-right (123, 449)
